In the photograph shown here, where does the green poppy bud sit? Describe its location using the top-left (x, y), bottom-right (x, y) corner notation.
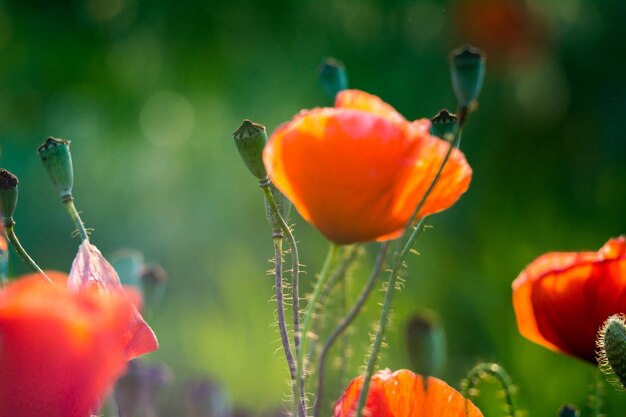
top-left (558, 404), bottom-right (580, 417)
top-left (318, 58), bottom-right (348, 98)
top-left (233, 120), bottom-right (268, 180)
top-left (405, 311), bottom-right (446, 378)
top-left (597, 314), bottom-right (626, 391)
top-left (0, 169), bottom-right (18, 226)
top-left (37, 137), bottom-right (74, 201)
top-left (450, 45), bottom-right (486, 108)
top-left (430, 110), bottom-right (458, 142)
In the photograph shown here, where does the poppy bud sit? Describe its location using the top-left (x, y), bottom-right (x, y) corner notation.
top-left (318, 58), bottom-right (348, 98)
top-left (450, 45), bottom-right (486, 108)
top-left (430, 110), bottom-right (458, 141)
top-left (0, 169), bottom-right (18, 226)
top-left (37, 137), bottom-right (74, 201)
top-left (264, 183), bottom-right (292, 234)
top-left (233, 120), bottom-right (268, 180)
top-left (597, 314), bottom-right (626, 391)
top-left (558, 404), bottom-right (580, 417)
top-left (405, 311), bottom-right (446, 378)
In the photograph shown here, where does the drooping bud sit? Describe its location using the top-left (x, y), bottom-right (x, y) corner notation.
top-left (430, 110), bottom-right (458, 141)
top-left (597, 314), bottom-right (626, 391)
top-left (0, 169), bottom-right (18, 226)
top-left (318, 58), bottom-right (348, 98)
top-left (558, 404), bottom-right (580, 417)
top-left (37, 137), bottom-right (74, 201)
top-left (264, 183), bottom-right (292, 233)
top-left (233, 120), bottom-right (268, 180)
top-left (405, 311), bottom-right (446, 378)
top-left (450, 45), bottom-right (486, 108)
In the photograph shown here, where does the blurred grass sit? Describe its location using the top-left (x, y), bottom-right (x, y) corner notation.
top-left (1, 0), bottom-right (626, 415)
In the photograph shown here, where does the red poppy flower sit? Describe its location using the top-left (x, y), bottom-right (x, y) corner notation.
top-left (69, 241), bottom-right (158, 360)
top-left (0, 275), bottom-right (135, 417)
top-left (512, 236), bottom-right (626, 363)
top-left (333, 369), bottom-right (483, 417)
top-left (263, 90), bottom-right (472, 245)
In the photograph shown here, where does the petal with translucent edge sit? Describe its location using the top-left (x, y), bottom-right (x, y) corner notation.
top-left (69, 241), bottom-right (158, 359)
top-left (335, 89), bottom-right (407, 126)
top-left (334, 369), bottom-right (483, 417)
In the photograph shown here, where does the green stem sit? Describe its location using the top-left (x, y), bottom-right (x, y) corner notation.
top-left (462, 363), bottom-right (516, 417)
top-left (63, 197), bottom-right (89, 241)
top-left (260, 180), bottom-right (305, 417)
top-left (355, 129), bottom-right (462, 417)
top-left (313, 242), bottom-right (389, 417)
top-left (4, 225), bottom-right (52, 283)
top-left (591, 368), bottom-right (603, 417)
top-left (297, 243), bottom-right (340, 411)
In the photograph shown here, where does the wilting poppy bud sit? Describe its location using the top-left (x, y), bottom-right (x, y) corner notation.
top-left (233, 120), bottom-right (268, 180)
top-left (0, 169), bottom-right (18, 226)
top-left (264, 183), bottom-right (292, 233)
top-left (597, 314), bottom-right (626, 391)
top-left (558, 404), bottom-right (580, 417)
top-left (406, 311), bottom-right (446, 378)
top-left (37, 137), bottom-right (74, 201)
top-left (450, 45), bottom-right (486, 108)
top-left (318, 58), bottom-right (348, 98)
top-left (430, 110), bottom-right (458, 141)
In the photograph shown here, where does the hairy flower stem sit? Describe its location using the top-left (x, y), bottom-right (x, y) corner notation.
top-left (63, 197), bottom-right (89, 241)
top-left (4, 225), bottom-right (51, 283)
top-left (313, 242), bottom-right (390, 417)
top-left (260, 180), bottom-right (305, 417)
top-left (462, 363), bottom-right (516, 417)
top-left (355, 128), bottom-right (462, 417)
top-left (297, 243), bottom-right (340, 412)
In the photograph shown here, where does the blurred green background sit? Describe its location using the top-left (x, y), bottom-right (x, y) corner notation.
top-left (1, 0), bottom-right (626, 415)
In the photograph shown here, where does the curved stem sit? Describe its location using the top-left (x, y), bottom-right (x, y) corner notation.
top-left (4, 225), bottom-right (52, 283)
top-left (313, 242), bottom-right (390, 417)
top-left (63, 198), bottom-right (89, 241)
top-left (261, 181), bottom-right (306, 417)
top-left (462, 362), bottom-right (516, 417)
top-left (355, 129), bottom-right (462, 417)
top-left (273, 237), bottom-right (300, 414)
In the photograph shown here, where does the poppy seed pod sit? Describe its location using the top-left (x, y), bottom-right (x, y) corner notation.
top-left (0, 169), bottom-right (18, 226)
top-left (430, 110), bottom-right (458, 141)
top-left (37, 137), bottom-right (74, 201)
top-left (233, 120), bottom-right (269, 180)
top-left (450, 45), bottom-right (486, 108)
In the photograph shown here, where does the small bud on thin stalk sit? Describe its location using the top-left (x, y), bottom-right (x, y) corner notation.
top-left (430, 110), bottom-right (458, 143)
top-left (318, 58), bottom-right (349, 98)
top-left (450, 45), bottom-right (486, 127)
top-left (233, 120), bottom-right (269, 180)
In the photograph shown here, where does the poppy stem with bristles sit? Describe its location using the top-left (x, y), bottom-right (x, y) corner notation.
top-left (63, 197), bottom-right (89, 241)
top-left (4, 225), bottom-right (52, 283)
top-left (354, 127), bottom-right (463, 417)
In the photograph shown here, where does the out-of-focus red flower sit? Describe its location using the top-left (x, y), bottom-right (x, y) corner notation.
top-left (69, 241), bottom-right (158, 360)
top-left (334, 369), bottom-right (483, 417)
top-left (0, 275), bottom-right (135, 417)
top-left (263, 90), bottom-right (472, 244)
top-left (512, 236), bottom-right (626, 363)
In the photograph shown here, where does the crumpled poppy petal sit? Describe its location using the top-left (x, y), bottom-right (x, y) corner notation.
top-left (334, 369), bottom-right (483, 417)
top-left (0, 276), bottom-right (133, 417)
top-left (264, 90), bottom-right (472, 244)
top-left (512, 236), bottom-right (626, 363)
top-left (69, 241), bottom-right (158, 360)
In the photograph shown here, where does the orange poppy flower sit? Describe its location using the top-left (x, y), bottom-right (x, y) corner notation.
top-left (0, 275), bottom-right (135, 417)
top-left (69, 241), bottom-right (158, 360)
top-left (333, 369), bottom-right (483, 417)
top-left (512, 236), bottom-right (626, 363)
top-left (263, 90), bottom-right (472, 244)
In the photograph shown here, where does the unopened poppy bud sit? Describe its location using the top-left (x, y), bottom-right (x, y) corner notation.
top-left (264, 183), bottom-right (292, 234)
top-left (558, 404), bottom-right (580, 417)
top-left (450, 45), bottom-right (486, 108)
top-left (405, 311), bottom-right (446, 378)
top-left (233, 120), bottom-right (268, 180)
top-left (318, 58), bottom-right (348, 98)
top-left (37, 137), bottom-right (74, 201)
top-left (597, 314), bottom-right (626, 391)
top-left (430, 110), bottom-right (458, 141)
top-left (0, 169), bottom-right (18, 226)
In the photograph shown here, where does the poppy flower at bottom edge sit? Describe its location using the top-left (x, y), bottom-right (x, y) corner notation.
top-left (0, 276), bottom-right (136, 417)
top-left (333, 369), bottom-right (483, 417)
